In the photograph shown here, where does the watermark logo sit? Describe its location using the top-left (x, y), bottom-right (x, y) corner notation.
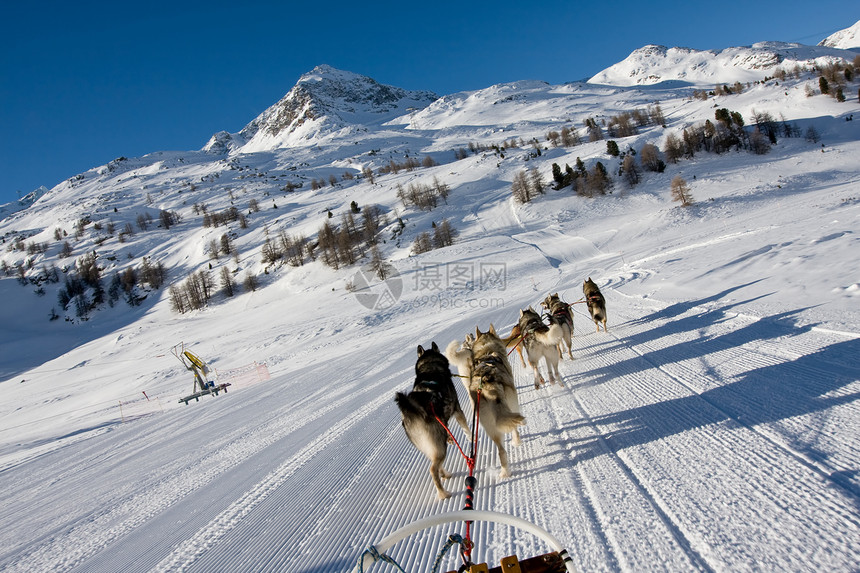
top-left (413, 261), bottom-right (507, 292)
top-left (351, 261), bottom-right (507, 311)
top-left (351, 263), bottom-right (403, 311)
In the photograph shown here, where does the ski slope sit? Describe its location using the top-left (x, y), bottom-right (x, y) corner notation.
top-left (1, 214), bottom-right (859, 572)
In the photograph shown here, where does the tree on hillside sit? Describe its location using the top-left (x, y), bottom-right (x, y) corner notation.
top-left (369, 244), bottom-right (389, 280)
top-left (362, 166), bottom-right (375, 184)
top-left (670, 175), bottom-right (694, 207)
top-left (606, 140), bottom-right (620, 157)
top-left (663, 133), bottom-right (684, 164)
top-left (243, 272), bottom-right (258, 292)
top-left (749, 128), bottom-right (771, 155)
top-left (585, 117), bottom-right (603, 142)
top-left (432, 219), bottom-right (457, 249)
top-left (220, 267), bottom-right (235, 298)
top-left (805, 125), bottom-right (821, 143)
top-left (640, 143), bottom-right (664, 173)
top-left (621, 155), bottom-right (640, 187)
top-left (512, 170), bottom-right (532, 203)
top-left (529, 168), bottom-right (544, 197)
top-left (587, 161), bottom-right (610, 195)
top-left (412, 232), bottom-right (433, 254)
top-left (560, 126), bottom-right (580, 146)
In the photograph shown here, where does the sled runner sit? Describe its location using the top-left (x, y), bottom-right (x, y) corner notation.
top-left (171, 343), bottom-right (231, 405)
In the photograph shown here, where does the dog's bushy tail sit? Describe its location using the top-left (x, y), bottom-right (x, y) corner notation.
top-left (535, 323), bottom-right (563, 346)
top-left (395, 392), bottom-right (430, 420)
top-left (445, 340), bottom-right (471, 370)
top-left (495, 408), bottom-right (526, 433)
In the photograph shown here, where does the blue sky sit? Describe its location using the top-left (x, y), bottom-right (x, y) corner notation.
top-left (1, 0), bottom-right (856, 206)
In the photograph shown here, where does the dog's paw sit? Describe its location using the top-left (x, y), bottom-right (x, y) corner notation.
top-left (498, 468), bottom-right (511, 479)
top-left (437, 490), bottom-right (452, 500)
top-left (441, 468), bottom-right (452, 479)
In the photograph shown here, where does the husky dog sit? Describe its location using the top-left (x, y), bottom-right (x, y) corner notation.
top-left (394, 342), bottom-right (470, 500)
top-left (541, 293), bottom-right (575, 360)
top-left (518, 307), bottom-right (564, 389)
top-left (583, 277), bottom-right (608, 332)
top-left (446, 326), bottom-right (525, 478)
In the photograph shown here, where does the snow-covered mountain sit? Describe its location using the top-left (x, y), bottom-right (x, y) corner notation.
top-left (203, 64), bottom-right (438, 154)
top-left (1, 20), bottom-right (860, 573)
top-left (819, 19), bottom-right (860, 50)
top-left (589, 40), bottom-right (857, 86)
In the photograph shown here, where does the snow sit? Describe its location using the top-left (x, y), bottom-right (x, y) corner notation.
top-left (589, 42), bottom-right (858, 87)
top-left (1, 37), bottom-right (860, 573)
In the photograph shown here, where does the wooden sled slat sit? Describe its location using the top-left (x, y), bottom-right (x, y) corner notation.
top-left (447, 551), bottom-right (566, 573)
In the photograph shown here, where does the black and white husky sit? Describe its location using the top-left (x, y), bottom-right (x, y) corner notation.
top-left (541, 292), bottom-right (574, 360)
top-left (517, 307), bottom-right (564, 389)
top-left (394, 342), bottom-right (470, 500)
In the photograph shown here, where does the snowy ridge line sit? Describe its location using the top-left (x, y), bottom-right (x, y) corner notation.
top-left (149, 372), bottom-right (401, 572)
top-left (0, 366), bottom-right (395, 573)
top-left (618, 319), bottom-right (860, 501)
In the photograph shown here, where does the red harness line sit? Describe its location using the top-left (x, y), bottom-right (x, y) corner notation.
top-left (432, 384), bottom-right (482, 566)
top-left (507, 333), bottom-right (527, 356)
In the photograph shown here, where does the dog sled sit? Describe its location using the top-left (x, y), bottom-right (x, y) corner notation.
top-left (357, 338), bottom-right (575, 572)
top-left (171, 343), bottom-right (231, 405)
top-left (353, 509), bottom-right (575, 573)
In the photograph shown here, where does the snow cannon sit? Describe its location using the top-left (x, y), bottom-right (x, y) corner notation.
top-left (171, 343), bottom-right (231, 404)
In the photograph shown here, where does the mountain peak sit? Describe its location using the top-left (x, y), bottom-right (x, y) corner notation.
top-left (205, 66), bottom-right (438, 155)
top-left (297, 64), bottom-right (366, 84)
top-left (819, 19), bottom-right (860, 50)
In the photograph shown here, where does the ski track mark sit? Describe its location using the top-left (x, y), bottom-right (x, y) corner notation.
top-left (550, 346), bottom-right (713, 572)
top-left (0, 356), bottom-right (401, 573)
top-left (150, 386), bottom-right (394, 572)
top-left (620, 314), bottom-right (860, 501)
top-left (567, 290), bottom-right (860, 570)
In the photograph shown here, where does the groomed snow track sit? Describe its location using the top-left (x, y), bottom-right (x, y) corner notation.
top-left (1, 286), bottom-right (859, 573)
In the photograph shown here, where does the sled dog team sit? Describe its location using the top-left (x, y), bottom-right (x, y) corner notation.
top-left (395, 278), bottom-right (608, 500)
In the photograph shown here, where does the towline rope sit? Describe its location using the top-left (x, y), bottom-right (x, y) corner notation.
top-left (430, 375), bottom-right (483, 569)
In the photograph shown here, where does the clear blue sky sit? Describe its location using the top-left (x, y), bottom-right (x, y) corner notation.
top-left (1, 0), bottom-right (855, 205)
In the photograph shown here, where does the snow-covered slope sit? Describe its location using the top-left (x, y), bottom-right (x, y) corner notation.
top-left (819, 19), bottom-right (860, 50)
top-left (0, 186), bottom-right (48, 219)
top-left (1, 25), bottom-right (860, 573)
top-left (589, 42), bottom-right (857, 86)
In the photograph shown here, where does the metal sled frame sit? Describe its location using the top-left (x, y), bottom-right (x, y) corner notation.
top-left (353, 510), bottom-right (576, 573)
top-left (171, 343), bottom-right (231, 404)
